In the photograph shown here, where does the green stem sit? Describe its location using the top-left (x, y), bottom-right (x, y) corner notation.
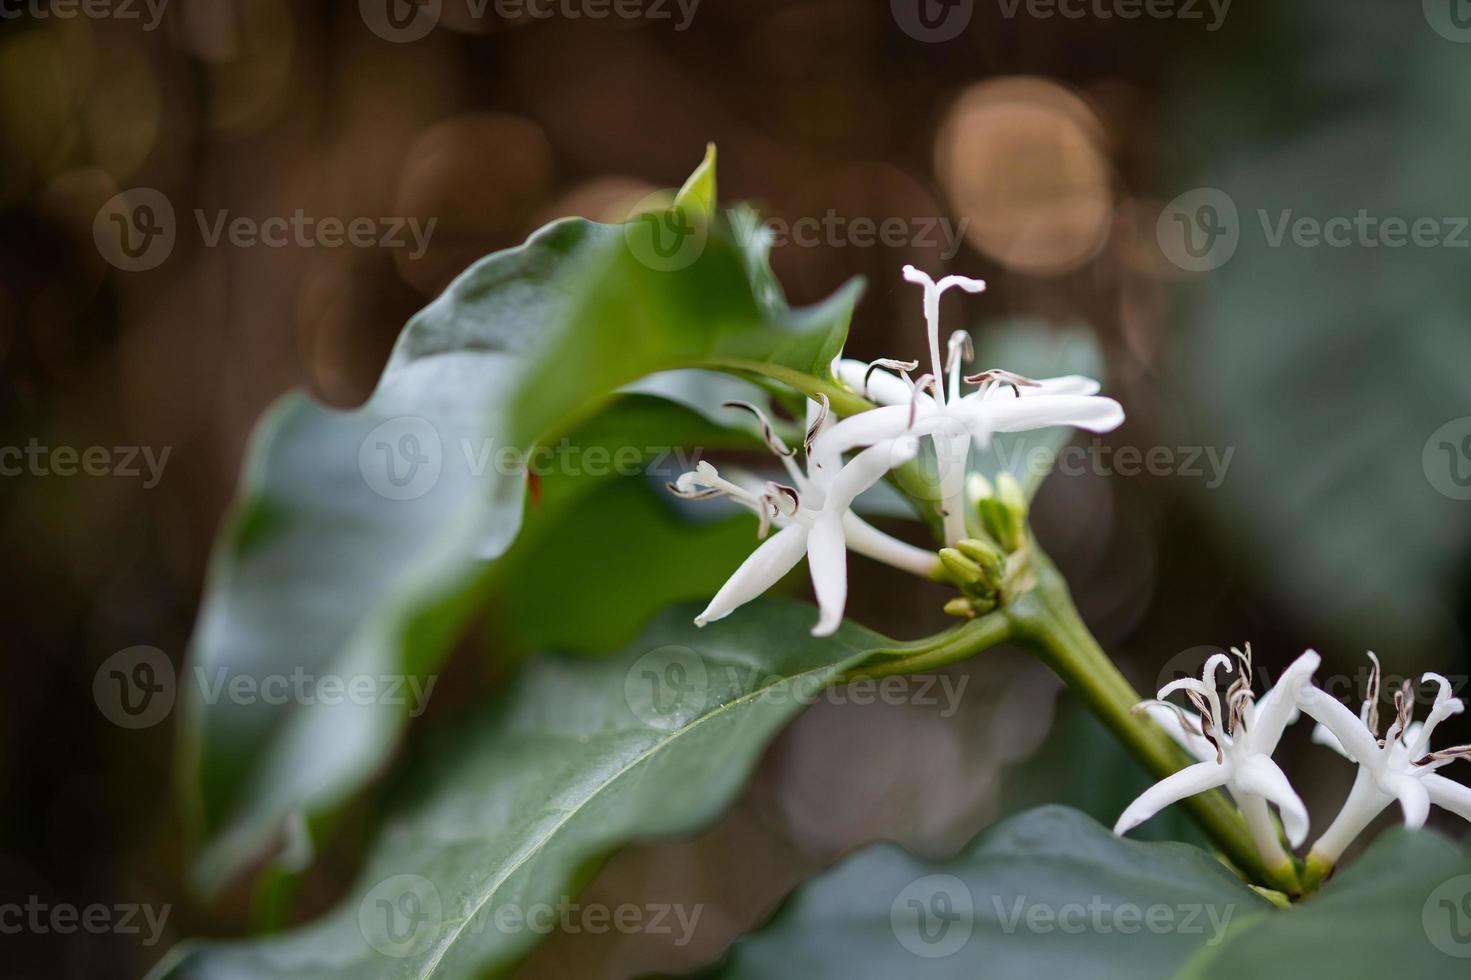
top-left (837, 609), bottom-right (1011, 683)
top-left (706, 358), bottom-right (874, 416)
top-left (1009, 546), bottom-right (1301, 895)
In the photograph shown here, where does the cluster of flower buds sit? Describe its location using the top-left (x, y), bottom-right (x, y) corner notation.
top-left (667, 266), bottom-right (1125, 636)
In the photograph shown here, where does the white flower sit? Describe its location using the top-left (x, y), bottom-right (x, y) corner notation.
top-left (1297, 653), bottom-right (1471, 871)
top-left (669, 398), bottom-right (934, 637)
top-left (818, 265), bottom-right (1124, 544)
top-left (1115, 647), bottom-right (1319, 874)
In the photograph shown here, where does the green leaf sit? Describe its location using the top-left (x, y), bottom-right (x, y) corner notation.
top-left (495, 474), bottom-right (771, 655)
top-left (508, 211), bottom-right (866, 447)
top-left (673, 143), bottom-right (717, 217)
top-left (153, 602), bottom-right (893, 980)
top-left (701, 806), bottom-right (1269, 979)
top-left (181, 149), bottom-right (872, 895)
top-left (180, 218), bottom-right (614, 897)
top-left (1177, 827), bottom-right (1471, 978)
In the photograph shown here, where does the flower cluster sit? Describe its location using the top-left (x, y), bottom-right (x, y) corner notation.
top-left (667, 266), bottom-right (1125, 636)
top-left (1116, 646), bottom-right (1471, 885)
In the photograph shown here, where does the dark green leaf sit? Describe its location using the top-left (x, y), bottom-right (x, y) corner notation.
top-left (155, 602), bottom-right (893, 980)
top-left (182, 153), bottom-right (870, 894)
top-left (701, 806), bottom-right (1268, 980)
top-left (1177, 827), bottom-right (1471, 978)
top-left (182, 218), bottom-right (613, 896)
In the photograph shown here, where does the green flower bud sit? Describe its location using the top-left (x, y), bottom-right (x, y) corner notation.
top-left (943, 597), bottom-right (977, 619)
top-left (939, 548), bottom-right (984, 586)
top-left (977, 497), bottom-right (1024, 553)
top-left (954, 538), bottom-right (1004, 579)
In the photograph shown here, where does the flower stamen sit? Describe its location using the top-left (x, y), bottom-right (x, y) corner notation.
top-left (964, 368), bottom-right (1042, 398)
top-left (722, 400), bottom-right (794, 458)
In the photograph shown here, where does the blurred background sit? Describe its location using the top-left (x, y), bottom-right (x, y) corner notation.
top-left (3, 0), bottom-right (1470, 976)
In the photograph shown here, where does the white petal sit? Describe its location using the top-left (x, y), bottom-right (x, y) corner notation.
top-left (1296, 683), bottom-right (1384, 765)
top-left (1114, 762), bottom-right (1228, 836)
top-left (1311, 722), bottom-right (1352, 759)
top-left (824, 439), bottom-right (917, 514)
top-left (806, 515), bottom-right (848, 637)
top-left (809, 405), bottom-right (920, 474)
top-left (834, 359), bottom-right (915, 408)
top-left (1380, 772), bottom-right (1431, 830)
top-left (1309, 767), bottom-right (1393, 864)
top-left (1248, 649), bottom-right (1321, 752)
top-left (841, 512), bottom-right (938, 578)
top-left (978, 392), bottom-right (1125, 434)
top-left (1143, 703), bottom-right (1216, 764)
top-left (1423, 773), bottom-right (1471, 823)
top-left (696, 524), bottom-right (808, 627)
top-left (1234, 754), bottom-right (1310, 848)
top-left (1412, 671), bottom-right (1464, 756)
top-left (1027, 375), bottom-right (1101, 397)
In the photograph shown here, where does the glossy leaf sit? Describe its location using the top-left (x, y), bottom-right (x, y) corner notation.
top-left (1178, 826), bottom-right (1471, 978)
top-left (154, 602), bottom-right (893, 980)
top-left (181, 218), bottom-right (612, 896)
top-left (701, 806), bottom-right (1267, 980)
top-left (181, 155), bottom-right (870, 895)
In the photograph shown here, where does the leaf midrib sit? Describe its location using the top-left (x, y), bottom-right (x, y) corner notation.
top-left (414, 654), bottom-right (861, 978)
